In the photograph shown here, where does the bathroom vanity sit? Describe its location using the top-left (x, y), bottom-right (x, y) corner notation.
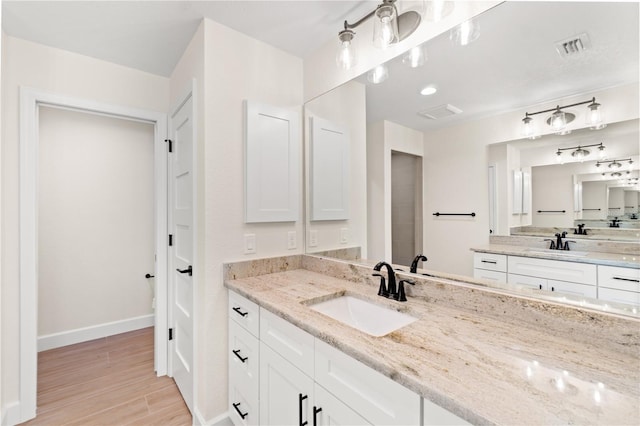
top-left (224, 255), bottom-right (639, 425)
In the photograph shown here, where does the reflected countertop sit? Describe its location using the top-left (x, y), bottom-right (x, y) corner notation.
top-left (471, 244), bottom-right (640, 269)
top-left (224, 255), bottom-right (640, 426)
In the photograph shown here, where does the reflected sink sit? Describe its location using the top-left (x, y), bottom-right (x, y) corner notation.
top-left (524, 248), bottom-right (588, 258)
top-left (309, 296), bottom-right (417, 337)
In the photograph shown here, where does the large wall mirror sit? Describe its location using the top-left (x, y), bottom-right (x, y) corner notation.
top-left (303, 1), bottom-right (639, 314)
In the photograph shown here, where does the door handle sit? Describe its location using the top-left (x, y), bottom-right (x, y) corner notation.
top-left (299, 394), bottom-right (308, 426)
top-left (313, 406), bottom-right (322, 426)
top-left (176, 265), bottom-right (192, 276)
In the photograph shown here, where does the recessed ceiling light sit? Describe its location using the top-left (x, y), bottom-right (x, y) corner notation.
top-left (420, 86), bottom-right (437, 96)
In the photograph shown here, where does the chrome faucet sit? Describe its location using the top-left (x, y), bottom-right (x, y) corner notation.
top-left (409, 254), bottom-right (427, 273)
top-left (373, 261), bottom-right (397, 298)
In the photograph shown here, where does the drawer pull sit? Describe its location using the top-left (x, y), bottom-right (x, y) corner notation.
top-left (232, 402), bottom-right (248, 419)
top-left (232, 306), bottom-right (248, 317)
top-left (539, 284), bottom-right (542, 290)
top-left (313, 406), bottom-right (322, 426)
top-left (299, 393), bottom-right (308, 426)
top-left (481, 260), bottom-right (497, 264)
top-left (232, 349), bottom-right (248, 363)
top-left (613, 276), bottom-right (640, 283)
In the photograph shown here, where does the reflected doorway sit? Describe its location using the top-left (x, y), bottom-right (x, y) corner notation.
top-left (391, 151), bottom-right (423, 265)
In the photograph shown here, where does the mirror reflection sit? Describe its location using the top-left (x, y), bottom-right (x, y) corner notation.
top-left (304, 1), bottom-right (639, 314)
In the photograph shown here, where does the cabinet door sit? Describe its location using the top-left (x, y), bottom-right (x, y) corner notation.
top-left (473, 268), bottom-right (506, 283)
top-left (598, 266), bottom-right (640, 293)
top-left (507, 273), bottom-right (547, 290)
top-left (507, 256), bottom-right (597, 285)
top-left (313, 384), bottom-right (371, 426)
top-left (548, 279), bottom-right (597, 299)
top-left (260, 343), bottom-right (314, 426)
top-left (423, 397), bottom-right (470, 426)
top-left (598, 287), bottom-right (640, 306)
top-left (473, 253), bottom-right (507, 272)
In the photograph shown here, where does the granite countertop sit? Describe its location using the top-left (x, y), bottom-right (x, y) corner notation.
top-left (225, 261), bottom-right (640, 425)
top-left (471, 244), bottom-right (640, 268)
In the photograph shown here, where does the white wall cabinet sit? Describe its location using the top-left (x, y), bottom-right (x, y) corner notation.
top-left (228, 290), bottom-right (463, 426)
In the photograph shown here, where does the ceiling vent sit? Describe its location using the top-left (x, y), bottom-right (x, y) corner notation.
top-left (418, 104), bottom-right (463, 120)
top-left (555, 33), bottom-right (591, 57)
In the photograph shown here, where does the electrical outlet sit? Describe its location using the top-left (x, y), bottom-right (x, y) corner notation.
top-left (287, 231), bottom-right (297, 250)
top-left (340, 228), bottom-right (348, 244)
top-left (309, 230), bottom-right (318, 247)
top-left (244, 234), bottom-right (256, 254)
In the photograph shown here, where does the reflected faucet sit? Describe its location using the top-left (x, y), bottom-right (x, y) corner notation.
top-left (373, 261), bottom-right (397, 298)
top-left (409, 254), bottom-right (428, 273)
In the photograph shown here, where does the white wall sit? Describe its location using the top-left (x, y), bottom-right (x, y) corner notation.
top-left (582, 181), bottom-right (608, 220)
top-left (1, 34), bottom-right (169, 417)
top-left (368, 120), bottom-right (424, 261)
top-left (38, 107), bottom-right (155, 337)
top-left (304, 80), bottom-right (367, 256)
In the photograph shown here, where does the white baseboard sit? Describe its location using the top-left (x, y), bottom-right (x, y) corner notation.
top-left (194, 409), bottom-right (231, 426)
top-left (1, 402), bottom-right (21, 426)
top-left (37, 314), bottom-right (155, 352)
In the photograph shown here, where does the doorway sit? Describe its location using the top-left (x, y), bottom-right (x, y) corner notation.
top-left (18, 88), bottom-right (169, 423)
top-left (391, 151), bottom-right (423, 266)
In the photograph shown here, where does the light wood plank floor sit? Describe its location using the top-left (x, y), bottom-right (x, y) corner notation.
top-left (21, 327), bottom-right (192, 426)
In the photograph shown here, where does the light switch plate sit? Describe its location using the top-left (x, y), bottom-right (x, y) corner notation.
top-left (287, 231), bottom-right (297, 250)
top-left (340, 228), bottom-right (348, 244)
top-left (244, 234), bottom-right (256, 254)
top-left (309, 230), bottom-right (318, 247)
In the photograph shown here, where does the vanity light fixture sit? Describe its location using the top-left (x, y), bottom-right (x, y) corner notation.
top-left (335, 0), bottom-right (423, 70)
top-left (521, 97), bottom-right (605, 137)
top-left (555, 142), bottom-right (606, 163)
top-left (595, 158), bottom-right (634, 170)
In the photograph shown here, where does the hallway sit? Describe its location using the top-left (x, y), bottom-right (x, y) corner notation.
top-left (22, 328), bottom-right (191, 425)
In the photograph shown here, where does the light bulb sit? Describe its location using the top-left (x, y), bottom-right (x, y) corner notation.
top-left (373, 4), bottom-right (399, 49)
top-left (550, 109), bottom-right (567, 132)
top-left (402, 46), bottom-right (426, 68)
top-left (521, 116), bottom-right (533, 138)
top-left (336, 30), bottom-right (356, 70)
top-left (587, 101), bottom-right (606, 130)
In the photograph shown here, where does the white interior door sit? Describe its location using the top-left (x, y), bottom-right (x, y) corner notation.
top-left (169, 94), bottom-right (195, 413)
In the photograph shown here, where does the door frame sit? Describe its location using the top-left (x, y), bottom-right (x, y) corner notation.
top-left (18, 87), bottom-right (169, 422)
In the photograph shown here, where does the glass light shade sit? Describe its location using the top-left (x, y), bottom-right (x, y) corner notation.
top-left (629, 160), bottom-right (635, 171)
top-left (521, 116), bottom-right (534, 138)
top-left (609, 161), bottom-right (622, 169)
top-left (598, 144), bottom-right (606, 159)
top-left (424, 0), bottom-right (454, 22)
top-left (573, 148), bottom-right (587, 162)
top-left (373, 4), bottom-right (399, 49)
top-left (402, 45), bottom-right (426, 68)
top-left (556, 151), bottom-right (563, 163)
top-left (550, 109), bottom-right (567, 132)
top-left (367, 64), bottom-right (389, 84)
top-left (450, 19), bottom-right (480, 46)
top-left (587, 102), bottom-right (606, 130)
top-left (336, 31), bottom-right (357, 70)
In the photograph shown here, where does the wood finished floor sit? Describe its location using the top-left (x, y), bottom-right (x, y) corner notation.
top-left (21, 327), bottom-right (192, 426)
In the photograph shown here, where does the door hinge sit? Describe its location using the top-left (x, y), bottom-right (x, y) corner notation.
top-left (169, 328), bottom-right (174, 341)
top-left (169, 234), bottom-right (173, 246)
top-left (165, 139), bottom-right (173, 153)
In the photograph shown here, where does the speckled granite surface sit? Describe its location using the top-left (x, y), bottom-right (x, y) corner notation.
top-left (511, 226), bottom-right (640, 242)
top-left (224, 255), bottom-right (640, 426)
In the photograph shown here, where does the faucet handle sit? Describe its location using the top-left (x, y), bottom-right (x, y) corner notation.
top-left (563, 241), bottom-right (576, 251)
top-left (373, 273), bottom-right (388, 297)
top-left (396, 280), bottom-right (415, 302)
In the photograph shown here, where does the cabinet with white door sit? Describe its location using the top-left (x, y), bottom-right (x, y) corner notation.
top-left (597, 265), bottom-right (640, 306)
top-left (473, 253), bottom-right (507, 283)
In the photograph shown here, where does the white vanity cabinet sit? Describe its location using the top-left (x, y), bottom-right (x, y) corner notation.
top-left (597, 265), bottom-right (640, 305)
top-left (473, 253), bottom-right (507, 283)
top-left (228, 293), bottom-right (261, 425)
top-left (423, 398), bottom-right (471, 426)
top-left (507, 256), bottom-right (597, 298)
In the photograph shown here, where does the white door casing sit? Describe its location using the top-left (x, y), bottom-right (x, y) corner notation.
top-left (168, 90), bottom-right (196, 414)
top-left (18, 87), bottom-right (168, 424)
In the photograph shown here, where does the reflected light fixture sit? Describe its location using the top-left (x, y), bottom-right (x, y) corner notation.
top-left (402, 45), bottom-right (426, 68)
top-left (595, 158), bottom-right (634, 171)
top-left (367, 64), bottom-right (389, 84)
top-left (555, 142), bottom-right (605, 163)
top-left (450, 18), bottom-right (480, 46)
top-left (335, 0), bottom-right (423, 70)
top-left (521, 97), bottom-right (605, 137)
top-left (425, 0), bottom-right (454, 22)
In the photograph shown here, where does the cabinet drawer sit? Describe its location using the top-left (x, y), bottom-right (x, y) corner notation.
top-left (229, 291), bottom-right (260, 337)
top-left (598, 287), bottom-right (640, 306)
top-left (314, 383), bottom-right (371, 426)
top-left (508, 273), bottom-right (546, 290)
top-left (473, 253), bottom-right (507, 272)
top-left (229, 320), bottom-right (259, 404)
top-left (507, 256), bottom-right (597, 285)
top-left (548, 279), bottom-right (596, 299)
top-left (598, 266), bottom-right (640, 292)
top-left (229, 379), bottom-right (259, 426)
top-left (315, 339), bottom-right (420, 425)
top-left (473, 268), bottom-right (506, 283)
top-left (260, 308), bottom-right (315, 377)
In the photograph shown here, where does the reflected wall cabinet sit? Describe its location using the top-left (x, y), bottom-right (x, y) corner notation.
top-left (244, 100), bottom-right (300, 223)
top-left (309, 116), bottom-right (350, 221)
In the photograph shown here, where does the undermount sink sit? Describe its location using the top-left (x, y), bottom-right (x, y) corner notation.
top-left (524, 248), bottom-right (588, 258)
top-left (309, 295), bottom-right (417, 337)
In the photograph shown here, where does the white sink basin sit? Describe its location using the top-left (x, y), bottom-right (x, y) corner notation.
top-left (524, 248), bottom-right (588, 258)
top-left (309, 296), bottom-right (417, 337)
